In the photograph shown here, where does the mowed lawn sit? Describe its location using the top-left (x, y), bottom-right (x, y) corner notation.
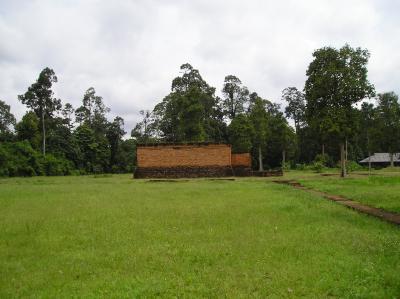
top-left (1, 175), bottom-right (400, 298)
top-left (299, 174), bottom-right (400, 213)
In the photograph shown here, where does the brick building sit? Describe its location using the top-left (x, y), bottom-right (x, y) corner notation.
top-left (134, 143), bottom-right (252, 178)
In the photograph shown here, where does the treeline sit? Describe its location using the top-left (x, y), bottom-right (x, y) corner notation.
top-left (0, 68), bottom-right (135, 176)
top-left (1, 44), bottom-right (399, 177)
top-left (132, 45), bottom-right (400, 176)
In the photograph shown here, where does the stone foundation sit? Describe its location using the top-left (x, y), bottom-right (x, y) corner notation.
top-left (232, 166), bottom-right (253, 177)
top-left (252, 169), bottom-right (283, 177)
top-left (134, 166), bottom-right (234, 179)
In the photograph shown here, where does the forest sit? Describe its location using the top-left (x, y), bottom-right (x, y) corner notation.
top-left (1, 44), bottom-right (399, 177)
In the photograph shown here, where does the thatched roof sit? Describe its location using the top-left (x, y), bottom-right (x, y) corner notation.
top-left (359, 153), bottom-right (400, 163)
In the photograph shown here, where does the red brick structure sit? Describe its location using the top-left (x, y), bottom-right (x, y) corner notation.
top-left (231, 153), bottom-right (252, 176)
top-left (231, 153), bottom-right (251, 167)
top-left (134, 143), bottom-right (282, 178)
top-left (135, 143), bottom-right (234, 178)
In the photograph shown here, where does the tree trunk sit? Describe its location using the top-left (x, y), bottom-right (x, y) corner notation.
top-left (41, 110), bottom-right (46, 156)
top-left (258, 146), bottom-right (264, 172)
top-left (340, 143), bottom-right (346, 177)
top-left (322, 144), bottom-right (325, 156)
top-left (345, 138), bottom-right (348, 163)
top-left (390, 153), bottom-right (394, 167)
top-left (368, 151), bottom-right (371, 174)
top-left (282, 150), bottom-right (286, 168)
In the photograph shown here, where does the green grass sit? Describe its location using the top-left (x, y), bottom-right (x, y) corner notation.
top-left (298, 173), bottom-right (400, 213)
top-left (1, 175), bottom-right (400, 298)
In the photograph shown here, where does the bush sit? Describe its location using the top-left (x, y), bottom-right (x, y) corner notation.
top-left (295, 163), bottom-right (306, 170)
top-left (314, 154), bottom-right (334, 167)
top-left (345, 160), bottom-right (363, 172)
top-left (282, 162), bottom-right (291, 171)
top-left (0, 141), bottom-right (41, 177)
top-left (0, 141), bottom-right (78, 177)
top-left (312, 161), bottom-right (325, 173)
top-left (42, 154), bottom-right (76, 176)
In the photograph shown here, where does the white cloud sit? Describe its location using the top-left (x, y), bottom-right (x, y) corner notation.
top-left (0, 0), bottom-right (399, 132)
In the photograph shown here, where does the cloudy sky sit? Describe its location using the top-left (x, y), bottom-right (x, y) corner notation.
top-left (1, 0), bottom-right (399, 132)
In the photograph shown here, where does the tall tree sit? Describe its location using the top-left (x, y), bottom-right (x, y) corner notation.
top-left (18, 67), bottom-right (61, 156)
top-left (107, 116), bottom-right (126, 169)
top-left (267, 109), bottom-right (296, 168)
top-left (249, 95), bottom-right (269, 171)
top-left (75, 87), bottom-right (110, 134)
top-left (147, 64), bottom-right (224, 142)
top-left (61, 103), bottom-right (75, 129)
top-left (359, 102), bottom-right (376, 171)
top-left (221, 75), bottom-right (249, 120)
top-left (375, 92), bottom-right (400, 167)
top-left (227, 114), bottom-right (254, 153)
top-left (0, 100), bottom-right (16, 141)
top-left (304, 45), bottom-right (375, 177)
top-left (131, 110), bottom-right (156, 144)
top-left (281, 87), bottom-right (305, 133)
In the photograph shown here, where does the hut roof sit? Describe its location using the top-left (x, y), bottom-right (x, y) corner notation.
top-left (359, 153), bottom-right (400, 163)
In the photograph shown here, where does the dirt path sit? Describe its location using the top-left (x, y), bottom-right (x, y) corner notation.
top-left (274, 180), bottom-right (400, 226)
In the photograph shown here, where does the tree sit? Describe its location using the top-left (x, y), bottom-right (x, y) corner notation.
top-left (146, 64), bottom-right (225, 142)
top-left (227, 114), bottom-right (254, 153)
top-left (131, 110), bottom-right (156, 144)
top-left (75, 87), bottom-right (110, 134)
top-left (74, 124), bottom-right (110, 173)
top-left (359, 102), bottom-right (376, 171)
top-left (375, 92), bottom-right (400, 167)
top-left (0, 100), bottom-right (16, 141)
top-left (117, 139), bottom-right (136, 172)
top-left (18, 67), bottom-right (61, 156)
top-left (281, 87), bottom-right (305, 133)
top-left (62, 103), bottom-right (75, 129)
top-left (15, 112), bottom-right (41, 150)
top-left (304, 45), bottom-right (375, 177)
top-left (266, 110), bottom-right (296, 168)
top-left (249, 95), bottom-right (269, 171)
top-left (107, 116), bottom-right (126, 169)
top-left (221, 75), bottom-right (249, 120)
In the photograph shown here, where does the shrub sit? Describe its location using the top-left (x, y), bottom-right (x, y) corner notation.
top-left (312, 161), bottom-right (324, 173)
top-left (42, 154), bottom-right (76, 176)
top-left (295, 163), bottom-right (306, 170)
top-left (346, 160), bottom-right (364, 172)
top-left (314, 154), bottom-right (334, 167)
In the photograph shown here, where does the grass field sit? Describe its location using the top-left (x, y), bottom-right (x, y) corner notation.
top-left (1, 174), bottom-right (400, 297)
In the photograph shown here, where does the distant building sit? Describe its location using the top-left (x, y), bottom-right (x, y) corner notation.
top-left (134, 142), bottom-right (252, 178)
top-left (359, 153), bottom-right (400, 167)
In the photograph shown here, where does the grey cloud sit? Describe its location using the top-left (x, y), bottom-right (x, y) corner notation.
top-left (0, 0), bottom-right (399, 133)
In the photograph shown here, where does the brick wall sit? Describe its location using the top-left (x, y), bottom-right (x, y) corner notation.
top-left (137, 144), bottom-right (232, 167)
top-left (231, 153), bottom-right (251, 167)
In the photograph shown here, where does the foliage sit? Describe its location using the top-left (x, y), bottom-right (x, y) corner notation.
top-left (227, 114), bottom-right (254, 153)
top-left (3, 57), bottom-right (400, 177)
top-left (312, 161), bottom-right (324, 173)
top-left (221, 75), bottom-right (249, 120)
top-left (281, 87), bottom-right (305, 132)
top-left (314, 153), bottom-right (333, 167)
top-left (18, 67), bottom-right (61, 155)
top-left (304, 45), bottom-right (375, 176)
top-left (249, 95), bottom-right (269, 170)
top-left (146, 64), bottom-right (226, 142)
top-left (305, 45), bottom-right (375, 140)
top-left (374, 92), bottom-right (400, 162)
top-left (345, 160), bottom-right (364, 172)
top-left (0, 100), bottom-right (16, 141)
